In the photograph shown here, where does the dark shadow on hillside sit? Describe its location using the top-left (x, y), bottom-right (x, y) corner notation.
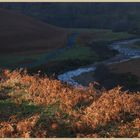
top-left (94, 64), bottom-right (140, 92)
top-left (0, 100), bottom-right (43, 121)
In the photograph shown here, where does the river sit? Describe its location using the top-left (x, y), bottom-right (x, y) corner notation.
top-left (58, 38), bottom-right (140, 87)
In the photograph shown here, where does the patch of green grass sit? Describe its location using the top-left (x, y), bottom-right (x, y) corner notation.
top-left (52, 46), bottom-right (98, 62)
top-left (44, 102), bottom-right (61, 117)
top-left (0, 51), bottom-right (50, 68)
top-left (0, 100), bottom-right (43, 121)
top-left (73, 28), bottom-right (134, 38)
top-left (97, 30), bottom-right (133, 41)
top-left (76, 29), bottom-right (135, 46)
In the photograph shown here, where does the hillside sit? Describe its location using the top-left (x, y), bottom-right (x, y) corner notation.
top-left (1, 3), bottom-right (140, 34)
top-left (0, 69), bottom-right (139, 138)
top-left (0, 8), bottom-right (68, 53)
top-left (109, 58), bottom-right (140, 80)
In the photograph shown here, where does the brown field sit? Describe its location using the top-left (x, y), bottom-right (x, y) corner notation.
top-left (109, 58), bottom-right (140, 79)
top-left (0, 8), bottom-right (68, 54)
top-left (0, 70), bottom-right (139, 138)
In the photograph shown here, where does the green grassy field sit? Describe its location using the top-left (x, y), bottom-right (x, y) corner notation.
top-left (51, 46), bottom-right (98, 62)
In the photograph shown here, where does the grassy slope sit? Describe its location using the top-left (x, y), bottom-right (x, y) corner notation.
top-left (0, 70), bottom-right (140, 138)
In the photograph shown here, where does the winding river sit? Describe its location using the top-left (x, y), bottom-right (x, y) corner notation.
top-left (58, 38), bottom-right (140, 87)
top-left (18, 33), bottom-right (140, 87)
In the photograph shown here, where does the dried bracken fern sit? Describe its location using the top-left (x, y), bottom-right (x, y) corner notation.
top-left (0, 70), bottom-right (139, 138)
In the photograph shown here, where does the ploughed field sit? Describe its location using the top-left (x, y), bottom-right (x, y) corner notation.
top-left (0, 8), bottom-right (68, 54)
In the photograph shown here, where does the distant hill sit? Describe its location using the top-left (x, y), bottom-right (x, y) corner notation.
top-left (0, 8), bottom-right (68, 53)
top-left (1, 3), bottom-right (140, 34)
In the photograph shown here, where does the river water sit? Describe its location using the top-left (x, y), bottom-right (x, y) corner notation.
top-left (58, 38), bottom-right (140, 87)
